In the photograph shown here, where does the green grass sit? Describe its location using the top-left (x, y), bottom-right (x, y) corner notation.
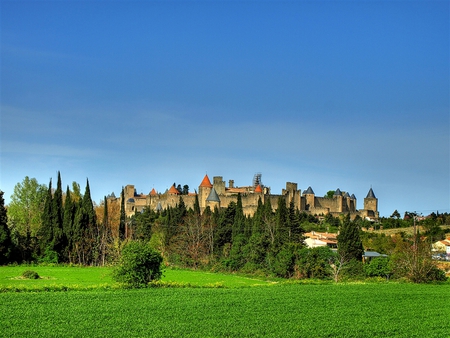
top-left (0, 265), bottom-right (277, 291)
top-left (1, 283), bottom-right (449, 337)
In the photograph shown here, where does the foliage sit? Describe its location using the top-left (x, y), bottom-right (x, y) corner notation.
top-left (296, 246), bottom-right (334, 279)
top-left (0, 191), bottom-right (13, 264)
top-left (337, 214), bottom-right (364, 262)
top-left (21, 270), bottom-right (40, 279)
top-left (7, 177), bottom-right (46, 261)
top-left (113, 241), bottom-right (163, 287)
top-left (364, 257), bottom-right (393, 278)
top-left (392, 234), bottom-right (447, 283)
top-left (2, 283), bottom-right (450, 337)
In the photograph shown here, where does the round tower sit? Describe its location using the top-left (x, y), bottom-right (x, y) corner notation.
top-left (198, 174), bottom-right (213, 209)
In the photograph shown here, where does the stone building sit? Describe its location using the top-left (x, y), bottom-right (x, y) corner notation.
top-left (115, 174), bottom-right (379, 220)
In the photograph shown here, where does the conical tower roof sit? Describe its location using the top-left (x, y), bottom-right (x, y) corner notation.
top-left (206, 187), bottom-right (220, 202)
top-left (150, 188), bottom-right (157, 196)
top-left (366, 188), bottom-right (376, 198)
top-left (304, 186), bottom-right (314, 195)
top-left (334, 188), bottom-right (342, 196)
top-left (199, 174), bottom-right (213, 188)
top-left (351, 194), bottom-right (356, 199)
top-left (168, 185), bottom-right (180, 195)
top-left (254, 184), bottom-right (263, 193)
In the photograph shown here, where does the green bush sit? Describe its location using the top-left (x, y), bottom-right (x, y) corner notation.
top-left (22, 270), bottom-right (40, 279)
top-left (113, 241), bottom-right (163, 288)
top-left (364, 257), bottom-right (393, 278)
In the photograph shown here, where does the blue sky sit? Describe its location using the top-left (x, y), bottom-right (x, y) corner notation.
top-left (1, 1), bottom-right (449, 217)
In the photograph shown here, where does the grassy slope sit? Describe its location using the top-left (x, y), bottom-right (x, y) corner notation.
top-left (0, 266), bottom-right (277, 290)
top-left (1, 283), bottom-right (449, 337)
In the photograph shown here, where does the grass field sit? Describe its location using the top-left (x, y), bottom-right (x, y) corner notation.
top-left (0, 265), bottom-right (277, 290)
top-left (1, 266), bottom-right (449, 337)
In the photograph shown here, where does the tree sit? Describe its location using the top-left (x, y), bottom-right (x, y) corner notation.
top-left (113, 241), bottom-right (163, 288)
top-left (7, 177), bottom-right (46, 260)
top-left (393, 233), bottom-right (447, 283)
top-left (39, 179), bottom-right (54, 257)
top-left (337, 214), bottom-right (364, 262)
top-left (324, 190), bottom-right (335, 199)
top-left (119, 187), bottom-right (126, 240)
top-left (52, 172), bottom-right (65, 260)
top-left (0, 191), bottom-right (13, 264)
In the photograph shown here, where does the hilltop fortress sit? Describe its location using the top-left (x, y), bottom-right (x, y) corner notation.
top-left (115, 174), bottom-right (379, 221)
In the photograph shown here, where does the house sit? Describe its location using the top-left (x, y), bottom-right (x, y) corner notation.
top-left (432, 238), bottom-right (450, 252)
top-left (304, 231), bottom-right (338, 249)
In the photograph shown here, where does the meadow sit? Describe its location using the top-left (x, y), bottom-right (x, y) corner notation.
top-left (1, 266), bottom-right (449, 337)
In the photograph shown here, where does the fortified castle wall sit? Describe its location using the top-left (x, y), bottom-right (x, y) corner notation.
top-left (114, 174), bottom-right (379, 221)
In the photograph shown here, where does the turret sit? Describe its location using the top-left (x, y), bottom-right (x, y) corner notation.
top-left (364, 188), bottom-right (378, 213)
top-left (198, 174), bottom-right (213, 209)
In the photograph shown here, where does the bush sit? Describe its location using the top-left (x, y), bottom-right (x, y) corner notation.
top-left (22, 270), bottom-right (40, 279)
top-left (113, 241), bottom-right (163, 288)
top-left (364, 257), bottom-right (393, 278)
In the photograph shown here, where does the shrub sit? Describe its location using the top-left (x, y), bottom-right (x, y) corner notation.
top-left (113, 241), bottom-right (163, 288)
top-left (364, 257), bottom-right (393, 278)
top-left (22, 270), bottom-right (40, 279)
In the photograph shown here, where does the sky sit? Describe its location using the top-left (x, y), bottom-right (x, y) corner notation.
top-left (1, 0), bottom-right (449, 217)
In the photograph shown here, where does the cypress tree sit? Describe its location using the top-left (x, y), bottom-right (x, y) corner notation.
top-left (39, 179), bottom-right (53, 254)
top-left (193, 192), bottom-right (201, 217)
top-left (0, 190), bottom-right (13, 264)
top-left (63, 186), bottom-right (75, 262)
top-left (119, 187), bottom-right (126, 240)
top-left (52, 171), bottom-right (64, 260)
top-left (82, 179), bottom-right (97, 264)
top-left (337, 214), bottom-right (364, 261)
top-left (232, 193), bottom-right (245, 240)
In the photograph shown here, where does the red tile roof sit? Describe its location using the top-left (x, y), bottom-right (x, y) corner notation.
top-left (255, 185), bottom-right (263, 193)
top-left (199, 174), bottom-right (213, 188)
top-left (168, 185), bottom-right (180, 194)
top-left (150, 188), bottom-right (157, 196)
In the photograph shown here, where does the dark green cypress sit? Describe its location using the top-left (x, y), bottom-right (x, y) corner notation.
top-left (0, 190), bottom-right (13, 264)
top-left (337, 214), bottom-right (364, 261)
top-left (119, 187), bottom-right (126, 240)
top-left (39, 179), bottom-right (53, 254)
top-left (63, 186), bottom-right (75, 261)
top-left (52, 171), bottom-right (64, 260)
top-left (232, 193), bottom-right (245, 240)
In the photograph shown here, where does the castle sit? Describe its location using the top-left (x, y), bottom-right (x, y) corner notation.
top-left (115, 174), bottom-right (379, 221)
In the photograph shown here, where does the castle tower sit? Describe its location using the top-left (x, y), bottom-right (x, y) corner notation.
top-left (334, 188), bottom-right (343, 213)
top-left (198, 174), bottom-right (213, 209)
top-left (206, 187), bottom-right (220, 210)
top-left (304, 186), bottom-right (315, 211)
top-left (364, 188), bottom-right (378, 214)
top-left (213, 176), bottom-right (226, 195)
top-left (350, 194), bottom-right (357, 212)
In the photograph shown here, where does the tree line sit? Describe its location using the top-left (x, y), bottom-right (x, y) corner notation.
top-left (1, 174), bottom-right (447, 282)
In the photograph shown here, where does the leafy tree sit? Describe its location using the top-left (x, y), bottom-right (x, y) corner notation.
top-left (364, 257), bottom-right (393, 279)
top-left (232, 193), bottom-right (245, 240)
top-left (297, 246), bottom-right (334, 279)
top-left (392, 234), bottom-right (447, 283)
top-left (7, 176), bottom-right (46, 260)
top-left (182, 185), bottom-right (189, 195)
top-left (0, 190), bottom-right (13, 264)
top-left (337, 214), bottom-right (364, 262)
top-left (390, 210), bottom-right (401, 219)
top-left (324, 190), bottom-right (335, 199)
top-left (113, 241), bottom-right (163, 287)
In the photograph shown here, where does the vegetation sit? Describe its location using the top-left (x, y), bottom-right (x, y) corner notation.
top-left (0, 281), bottom-right (449, 337)
top-left (21, 270), bottom-right (40, 279)
top-left (2, 175), bottom-right (449, 284)
top-left (112, 241), bottom-right (163, 287)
